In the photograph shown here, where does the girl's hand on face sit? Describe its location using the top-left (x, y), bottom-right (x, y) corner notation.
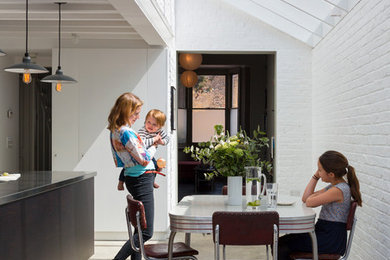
top-left (314, 170), bottom-right (320, 179)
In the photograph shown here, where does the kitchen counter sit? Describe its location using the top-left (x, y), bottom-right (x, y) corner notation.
top-left (0, 171), bottom-right (96, 260)
top-left (0, 170), bottom-right (96, 205)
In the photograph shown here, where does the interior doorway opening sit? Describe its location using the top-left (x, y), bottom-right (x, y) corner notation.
top-left (177, 53), bottom-right (275, 201)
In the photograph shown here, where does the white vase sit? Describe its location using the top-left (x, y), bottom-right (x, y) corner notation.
top-left (227, 176), bottom-right (243, 206)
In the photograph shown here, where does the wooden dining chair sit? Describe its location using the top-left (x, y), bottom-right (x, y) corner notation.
top-left (289, 201), bottom-right (358, 260)
top-left (212, 211), bottom-right (279, 260)
top-left (126, 195), bottom-right (199, 260)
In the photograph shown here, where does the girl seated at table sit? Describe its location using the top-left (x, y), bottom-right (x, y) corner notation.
top-left (278, 150), bottom-right (362, 259)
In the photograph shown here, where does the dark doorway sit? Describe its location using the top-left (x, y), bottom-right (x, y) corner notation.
top-left (19, 71), bottom-right (52, 171)
top-left (177, 53), bottom-right (275, 201)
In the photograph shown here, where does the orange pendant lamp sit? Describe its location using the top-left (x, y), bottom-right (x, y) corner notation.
top-left (180, 70), bottom-right (198, 88)
top-left (179, 53), bottom-right (202, 70)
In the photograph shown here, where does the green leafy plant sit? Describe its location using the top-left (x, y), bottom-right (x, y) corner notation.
top-left (184, 125), bottom-right (272, 179)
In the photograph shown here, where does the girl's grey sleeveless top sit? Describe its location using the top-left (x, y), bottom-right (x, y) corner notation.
top-left (319, 182), bottom-right (351, 223)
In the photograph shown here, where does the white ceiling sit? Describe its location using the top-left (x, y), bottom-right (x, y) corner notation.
top-left (0, 0), bottom-right (361, 52)
top-left (0, 0), bottom-right (174, 55)
top-left (0, 0), bottom-right (141, 41)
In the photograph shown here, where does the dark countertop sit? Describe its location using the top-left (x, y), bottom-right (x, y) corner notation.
top-left (0, 171), bottom-right (96, 206)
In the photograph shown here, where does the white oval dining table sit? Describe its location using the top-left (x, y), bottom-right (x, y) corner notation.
top-left (168, 195), bottom-right (318, 260)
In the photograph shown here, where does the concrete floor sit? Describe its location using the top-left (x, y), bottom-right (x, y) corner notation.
top-left (90, 232), bottom-right (268, 260)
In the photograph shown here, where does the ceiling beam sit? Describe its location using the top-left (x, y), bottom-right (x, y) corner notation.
top-left (0, 26), bottom-right (136, 34)
top-left (0, 3), bottom-right (117, 13)
top-left (108, 0), bottom-right (173, 46)
top-left (0, 31), bottom-right (142, 40)
top-left (0, 13), bottom-right (124, 21)
top-left (0, 20), bottom-right (131, 28)
top-left (0, 0), bottom-right (108, 3)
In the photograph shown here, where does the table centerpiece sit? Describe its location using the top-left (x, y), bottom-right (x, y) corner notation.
top-left (184, 125), bottom-right (272, 205)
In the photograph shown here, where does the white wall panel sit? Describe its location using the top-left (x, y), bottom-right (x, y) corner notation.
top-left (0, 55), bottom-right (19, 172)
top-left (52, 47), bottom-right (169, 237)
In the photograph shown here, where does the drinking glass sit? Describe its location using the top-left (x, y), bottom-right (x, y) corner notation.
top-left (266, 183), bottom-right (278, 208)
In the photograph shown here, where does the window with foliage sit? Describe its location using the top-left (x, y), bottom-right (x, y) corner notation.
top-left (178, 69), bottom-right (240, 145)
top-left (192, 75), bottom-right (226, 142)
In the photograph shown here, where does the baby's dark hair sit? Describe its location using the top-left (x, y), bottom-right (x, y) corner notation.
top-left (319, 150), bottom-right (362, 206)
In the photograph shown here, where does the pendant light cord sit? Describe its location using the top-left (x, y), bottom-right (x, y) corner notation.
top-left (58, 2), bottom-right (62, 69)
top-left (25, 0), bottom-right (28, 55)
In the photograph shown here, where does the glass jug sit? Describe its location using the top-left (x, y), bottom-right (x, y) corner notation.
top-left (245, 166), bottom-right (267, 208)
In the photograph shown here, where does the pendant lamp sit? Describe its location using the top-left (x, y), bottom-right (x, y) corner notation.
top-left (180, 70), bottom-right (198, 88)
top-left (179, 53), bottom-right (202, 70)
top-left (4, 0), bottom-right (48, 84)
top-left (41, 2), bottom-right (77, 92)
top-left (0, 49), bottom-right (6, 56)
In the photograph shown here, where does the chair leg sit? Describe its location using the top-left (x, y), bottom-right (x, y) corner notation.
top-left (136, 212), bottom-right (148, 260)
top-left (214, 242), bottom-right (219, 260)
top-left (273, 224), bottom-right (278, 260)
top-left (309, 230), bottom-right (318, 260)
top-left (185, 233), bottom-right (191, 245)
top-left (266, 245), bottom-right (269, 260)
top-left (223, 245), bottom-right (226, 260)
top-left (215, 225), bottom-right (219, 260)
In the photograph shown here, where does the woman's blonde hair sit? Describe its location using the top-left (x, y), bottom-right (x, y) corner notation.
top-left (107, 93), bottom-right (143, 131)
top-left (145, 109), bottom-right (166, 128)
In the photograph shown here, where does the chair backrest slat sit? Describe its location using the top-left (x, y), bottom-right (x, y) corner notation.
top-left (212, 211), bottom-right (279, 245)
top-left (346, 201), bottom-right (357, 231)
top-left (126, 194), bottom-right (147, 230)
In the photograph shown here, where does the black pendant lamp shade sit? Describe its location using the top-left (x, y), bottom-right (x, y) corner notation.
top-left (5, 53), bottom-right (47, 73)
top-left (4, 0), bottom-right (48, 84)
top-left (41, 2), bottom-right (77, 92)
top-left (0, 49), bottom-right (6, 56)
top-left (42, 67), bottom-right (76, 82)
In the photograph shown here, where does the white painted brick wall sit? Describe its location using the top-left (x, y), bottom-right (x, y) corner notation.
top-left (175, 0), bottom-right (313, 197)
top-left (312, 0), bottom-right (390, 259)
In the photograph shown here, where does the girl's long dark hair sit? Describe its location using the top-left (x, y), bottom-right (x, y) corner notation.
top-left (319, 150), bottom-right (362, 206)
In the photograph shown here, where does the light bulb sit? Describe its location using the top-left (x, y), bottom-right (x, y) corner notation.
top-left (56, 83), bottom-right (62, 92)
top-left (23, 72), bottom-right (32, 84)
